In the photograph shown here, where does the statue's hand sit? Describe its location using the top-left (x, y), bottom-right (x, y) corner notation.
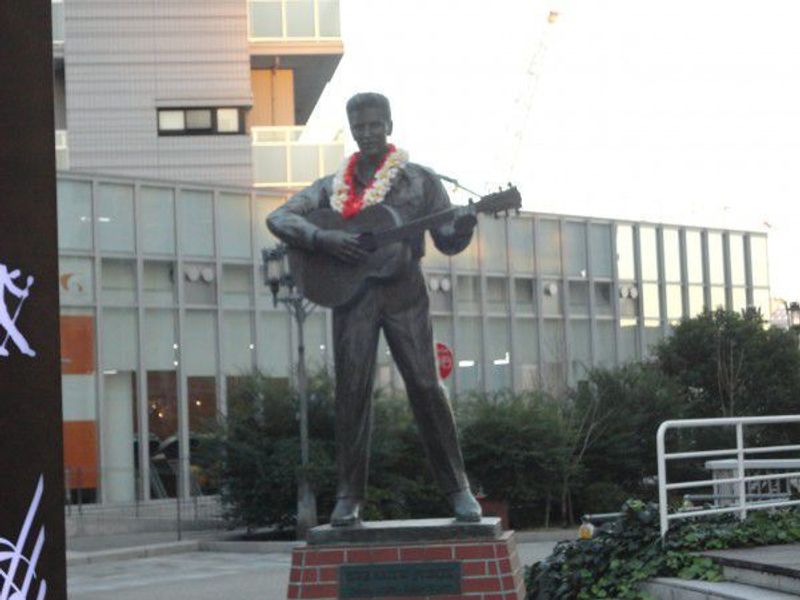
top-left (314, 230), bottom-right (367, 264)
top-left (452, 206), bottom-right (477, 235)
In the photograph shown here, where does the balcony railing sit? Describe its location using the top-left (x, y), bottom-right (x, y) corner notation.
top-left (52, 0), bottom-right (65, 44)
top-left (248, 0), bottom-right (340, 41)
top-left (252, 126), bottom-right (344, 188)
top-left (55, 130), bottom-right (69, 170)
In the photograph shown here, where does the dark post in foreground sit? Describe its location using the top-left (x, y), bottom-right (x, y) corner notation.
top-left (0, 0), bottom-right (67, 597)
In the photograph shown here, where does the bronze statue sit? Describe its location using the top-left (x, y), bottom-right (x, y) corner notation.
top-left (267, 92), bottom-right (483, 527)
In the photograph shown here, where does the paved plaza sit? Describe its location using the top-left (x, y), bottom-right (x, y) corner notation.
top-left (69, 551), bottom-right (292, 600)
top-left (67, 538), bottom-right (561, 599)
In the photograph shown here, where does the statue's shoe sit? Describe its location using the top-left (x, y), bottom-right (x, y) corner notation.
top-left (330, 497), bottom-right (363, 527)
top-left (451, 488), bottom-right (482, 522)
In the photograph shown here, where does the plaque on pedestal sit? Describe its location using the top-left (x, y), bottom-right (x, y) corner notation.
top-left (287, 518), bottom-right (526, 600)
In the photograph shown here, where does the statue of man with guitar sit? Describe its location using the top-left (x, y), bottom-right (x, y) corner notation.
top-left (267, 92), bottom-right (520, 527)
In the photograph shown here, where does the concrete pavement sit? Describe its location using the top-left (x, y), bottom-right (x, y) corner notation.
top-left (69, 551), bottom-right (292, 600)
top-left (67, 529), bottom-right (572, 599)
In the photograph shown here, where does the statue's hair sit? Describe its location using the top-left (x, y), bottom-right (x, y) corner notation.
top-left (346, 92), bottom-right (391, 121)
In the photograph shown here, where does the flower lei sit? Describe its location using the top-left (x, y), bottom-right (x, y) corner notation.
top-left (331, 144), bottom-right (409, 219)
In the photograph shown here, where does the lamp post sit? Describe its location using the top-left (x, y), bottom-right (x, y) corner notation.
top-left (263, 244), bottom-right (318, 539)
top-left (783, 301), bottom-right (800, 350)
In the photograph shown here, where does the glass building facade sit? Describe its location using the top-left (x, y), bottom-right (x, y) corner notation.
top-left (57, 172), bottom-right (771, 504)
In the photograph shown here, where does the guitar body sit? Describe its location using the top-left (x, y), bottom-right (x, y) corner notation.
top-left (284, 186), bottom-right (521, 308)
top-left (287, 204), bottom-right (413, 308)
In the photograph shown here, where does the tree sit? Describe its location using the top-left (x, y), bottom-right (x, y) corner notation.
top-left (654, 308), bottom-right (800, 418)
top-left (572, 364), bottom-right (688, 514)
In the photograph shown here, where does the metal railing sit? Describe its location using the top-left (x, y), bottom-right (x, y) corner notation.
top-left (657, 415), bottom-right (800, 537)
top-left (64, 466), bottom-right (223, 539)
top-left (252, 126), bottom-right (344, 188)
top-left (248, 0), bottom-right (340, 41)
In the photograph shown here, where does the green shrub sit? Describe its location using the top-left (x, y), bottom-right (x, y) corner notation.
top-left (200, 372), bottom-right (449, 530)
top-left (197, 371), bottom-right (336, 530)
top-left (460, 391), bottom-right (573, 527)
top-left (527, 501), bottom-right (800, 600)
top-left (363, 390), bottom-right (448, 520)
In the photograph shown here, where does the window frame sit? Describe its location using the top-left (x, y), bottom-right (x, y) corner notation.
top-left (157, 107), bottom-right (246, 136)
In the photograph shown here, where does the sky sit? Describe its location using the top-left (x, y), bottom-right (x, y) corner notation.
top-left (308, 0), bottom-right (800, 301)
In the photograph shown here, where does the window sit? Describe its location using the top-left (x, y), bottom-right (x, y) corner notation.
top-left (666, 284), bottom-right (683, 320)
top-left (729, 234), bottom-right (746, 286)
top-left (456, 275), bottom-right (481, 311)
top-left (480, 217), bottom-right (507, 270)
top-left (158, 111), bottom-right (185, 132)
top-left (486, 277), bottom-right (508, 308)
top-left (157, 107), bottom-right (244, 136)
top-left (514, 278), bottom-right (536, 313)
top-left (590, 224), bottom-right (613, 278)
top-left (217, 108), bottom-right (241, 133)
top-left (750, 235), bottom-right (769, 287)
top-left (568, 281), bottom-right (589, 314)
top-left (640, 227), bottom-right (658, 281)
top-left (708, 232), bottom-right (725, 285)
top-left (686, 230), bottom-right (703, 283)
top-left (642, 283), bottom-right (660, 319)
top-left (538, 220), bottom-right (561, 276)
top-left (564, 222), bottom-right (587, 278)
top-left (616, 225), bottom-right (635, 280)
top-left (509, 219), bottom-right (534, 273)
top-left (594, 282), bottom-right (613, 316)
top-left (663, 229), bottom-right (681, 282)
top-left (186, 109), bottom-right (212, 130)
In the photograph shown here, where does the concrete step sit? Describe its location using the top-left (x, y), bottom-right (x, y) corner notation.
top-left (704, 544), bottom-right (800, 597)
top-left (642, 577), bottom-right (800, 600)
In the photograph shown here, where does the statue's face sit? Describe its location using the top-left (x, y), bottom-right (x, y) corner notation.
top-left (348, 105), bottom-right (392, 160)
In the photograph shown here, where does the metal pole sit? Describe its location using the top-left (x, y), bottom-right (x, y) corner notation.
top-left (657, 423), bottom-right (669, 538)
top-left (176, 487), bottom-right (183, 541)
top-left (736, 423), bottom-right (747, 521)
top-left (294, 298), bottom-right (317, 539)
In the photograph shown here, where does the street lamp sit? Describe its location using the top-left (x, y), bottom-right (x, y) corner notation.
top-left (262, 244), bottom-right (317, 539)
top-left (781, 300), bottom-right (800, 351)
top-left (785, 301), bottom-right (800, 328)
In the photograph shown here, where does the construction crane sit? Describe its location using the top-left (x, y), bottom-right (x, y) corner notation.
top-left (503, 5), bottom-right (565, 186)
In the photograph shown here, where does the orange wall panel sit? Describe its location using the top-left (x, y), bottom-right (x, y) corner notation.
top-left (63, 420), bottom-right (98, 489)
top-left (60, 314), bottom-right (95, 374)
top-left (272, 69), bottom-right (295, 125)
top-left (249, 68), bottom-right (295, 127)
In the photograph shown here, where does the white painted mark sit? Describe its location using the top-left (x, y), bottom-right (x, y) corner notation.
top-left (0, 263), bottom-right (35, 358)
top-left (0, 475), bottom-right (47, 599)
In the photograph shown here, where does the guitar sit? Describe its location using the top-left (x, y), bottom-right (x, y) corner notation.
top-left (287, 186), bottom-right (522, 308)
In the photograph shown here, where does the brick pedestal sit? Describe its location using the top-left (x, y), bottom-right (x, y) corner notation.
top-left (287, 530), bottom-right (526, 599)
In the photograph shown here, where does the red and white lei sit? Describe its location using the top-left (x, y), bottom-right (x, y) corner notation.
top-left (331, 144), bottom-right (409, 219)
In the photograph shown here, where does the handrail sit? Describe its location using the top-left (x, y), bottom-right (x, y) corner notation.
top-left (657, 415), bottom-right (800, 537)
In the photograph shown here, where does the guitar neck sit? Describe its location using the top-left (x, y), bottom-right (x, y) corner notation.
top-left (369, 187), bottom-right (521, 248)
top-left (375, 207), bottom-right (459, 248)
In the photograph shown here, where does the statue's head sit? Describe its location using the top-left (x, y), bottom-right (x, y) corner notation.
top-left (346, 92), bottom-right (393, 160)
